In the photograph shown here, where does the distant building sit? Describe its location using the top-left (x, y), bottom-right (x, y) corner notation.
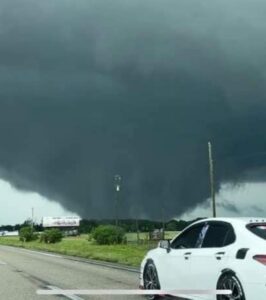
top-left (0, 231), bottom-right (19, 236)
top-left (42, 216), bottom-right (80, 236)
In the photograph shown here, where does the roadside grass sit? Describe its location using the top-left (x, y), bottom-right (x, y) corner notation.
top-left (0, 231), bottom-right (179, 267)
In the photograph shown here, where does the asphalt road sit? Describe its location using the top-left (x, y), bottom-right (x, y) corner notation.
top-left (0, 245), bottom-right (142, 300)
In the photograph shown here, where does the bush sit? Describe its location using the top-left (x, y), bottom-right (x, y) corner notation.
top-left (92, 225), bottom-right (125, 245)
top-left (40, 229), bottom-right (63, 244)
top-left (19, 226), bottom-right (38, 242)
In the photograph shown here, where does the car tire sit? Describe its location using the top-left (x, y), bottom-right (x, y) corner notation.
top-left (143, 261), bottom-right (161, 300)
top-left (217, 273), bottom-right (246, 300)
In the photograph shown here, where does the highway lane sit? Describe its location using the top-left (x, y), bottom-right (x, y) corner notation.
top-left (0, 245), bottom-right (141, 300)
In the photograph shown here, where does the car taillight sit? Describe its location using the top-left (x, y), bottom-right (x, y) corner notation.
top-left (253, 255), bottom-right (266, 265)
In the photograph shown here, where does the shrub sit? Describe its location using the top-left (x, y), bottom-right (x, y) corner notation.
top-left (19, 226), bottom-right (38, 242)
top-left (40, 228), bottom-right (63, 244)
top-left (92, 225), bottom-right (125, 245)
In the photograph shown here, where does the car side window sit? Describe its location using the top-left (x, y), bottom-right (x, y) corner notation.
top-left (171, 224), bottom-right (204, 249)
top-left (201, 222), bottom-right (235, 248)
top-left (223, 226), bottom-right (236, 246)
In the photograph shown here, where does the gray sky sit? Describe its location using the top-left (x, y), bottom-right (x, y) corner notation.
top-left (0, 179), bottom-right (77, 225)
top-left (180, 183), bottom-right (266, 220)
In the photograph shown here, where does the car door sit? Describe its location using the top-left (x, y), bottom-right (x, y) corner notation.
top-left (159, 223), bottom-right (205, 293)
top-left (189, 221), bottom-right (236, 300)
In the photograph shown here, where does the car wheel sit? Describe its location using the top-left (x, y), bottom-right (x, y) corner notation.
top-left (143, 261), bottom-right (161, 300)
top-left (217, 273), bottom-right (246, 300)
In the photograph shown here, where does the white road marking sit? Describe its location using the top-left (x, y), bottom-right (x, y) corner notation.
top-left (45, 286), bottom-right (85, 300)
top-left (0, 260), bottom-right (6, 265)
top-left (18, 249), bottom-right (62, 259)
top-left (37, 288), bottom-right (232, 296)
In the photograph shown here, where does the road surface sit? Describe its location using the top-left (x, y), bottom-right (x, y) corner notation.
top-left (0, 245), bottom-right (142, 300)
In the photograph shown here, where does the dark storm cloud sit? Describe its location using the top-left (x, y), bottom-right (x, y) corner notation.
top-left (0, 0), bottom-right (266, 219)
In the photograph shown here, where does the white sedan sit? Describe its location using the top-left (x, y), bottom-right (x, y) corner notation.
top-left (140, 217), bottom-right (266, 300)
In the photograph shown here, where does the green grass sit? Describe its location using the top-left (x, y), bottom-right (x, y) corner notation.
top-left (0, 236), bottom-right (151, 267)
top-left (0, 231), bottom-right (179, 267)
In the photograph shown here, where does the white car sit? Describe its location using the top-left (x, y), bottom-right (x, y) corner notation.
top-left (140, 217), bottom-right (266, 300)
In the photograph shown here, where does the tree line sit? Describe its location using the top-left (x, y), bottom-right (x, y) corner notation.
top-left (0, 218), bottom-right (204, 233)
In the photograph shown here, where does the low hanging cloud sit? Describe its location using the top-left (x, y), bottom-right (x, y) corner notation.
top-left (180, 183), bottom-right (266, 220)
top-left (0, 0), bottom-right (266, 219)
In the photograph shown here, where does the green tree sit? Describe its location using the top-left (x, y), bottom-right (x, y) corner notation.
top-left (79, 219), bottom-right (98, 233)
top-left (19, 226), bottom-right (38, 242)
top-left (40, 229), bottom-right (63, 244)
top-left (166, 220), bottom-right (178, 231)
top-left (92, 225), bottom-right (126, 245)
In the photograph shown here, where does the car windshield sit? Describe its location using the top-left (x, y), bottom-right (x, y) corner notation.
top-left (247, 224), bottom-right (266, 240)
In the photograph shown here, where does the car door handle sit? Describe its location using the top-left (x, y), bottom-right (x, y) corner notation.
top-left (215, 252), bottom-right (225, 260)
top-left (184, 252), bottom-right (192, 260)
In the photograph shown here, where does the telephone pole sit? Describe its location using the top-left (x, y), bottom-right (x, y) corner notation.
top-left (136, 217), bottom-right (140, 244)
top-left (161, 205), bottom-right (165, 239)
top-left (114, 175), bottom-right (122, 227)
top-left (208, 141), bottom-right (216, 217)
top-left (31, 207), bottom-right (34, 229)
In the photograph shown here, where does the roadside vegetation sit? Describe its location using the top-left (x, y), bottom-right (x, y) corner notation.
top-left (40, 228), bottom-right (63, 243)
top-left (0, 231), bottom-right (178, 267)
top-left (0, 218), bottom-right (187, 266)
top-left (19, 226), bottom-right (38, 242)
top-left (91, 225), bottom-right (126, 245)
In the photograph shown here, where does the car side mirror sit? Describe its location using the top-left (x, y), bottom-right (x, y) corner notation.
top-left (159, 240), bottom-right (171, 253)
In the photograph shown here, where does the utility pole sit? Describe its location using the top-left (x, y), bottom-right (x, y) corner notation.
top-left (31, 207), bottom-right (34, 229)
top-left (114, 175), bottom-right (122, 227)
top-left (161, 205), bottom-right (165, 239)
top-left (208, 141), bottom-right (216, 217)
top-left (136, 217), bottom-right (140, 244)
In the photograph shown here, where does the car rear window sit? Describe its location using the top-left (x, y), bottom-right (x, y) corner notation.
top-left (247, 223), bottom-right (266, 240)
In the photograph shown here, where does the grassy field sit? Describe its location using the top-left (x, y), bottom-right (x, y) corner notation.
top-left (0, 231), bottom-right (178, 267)
top-left (126, 231), bottom-right (178, 242)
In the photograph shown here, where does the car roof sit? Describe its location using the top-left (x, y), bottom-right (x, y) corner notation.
top-left (190, 217), bottom-right (266, 226)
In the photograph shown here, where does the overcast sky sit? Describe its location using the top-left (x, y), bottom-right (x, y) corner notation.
top-left (0, 179), bottom-right (77, 225)
top-left (180, 182), bottom-right (266, 220)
